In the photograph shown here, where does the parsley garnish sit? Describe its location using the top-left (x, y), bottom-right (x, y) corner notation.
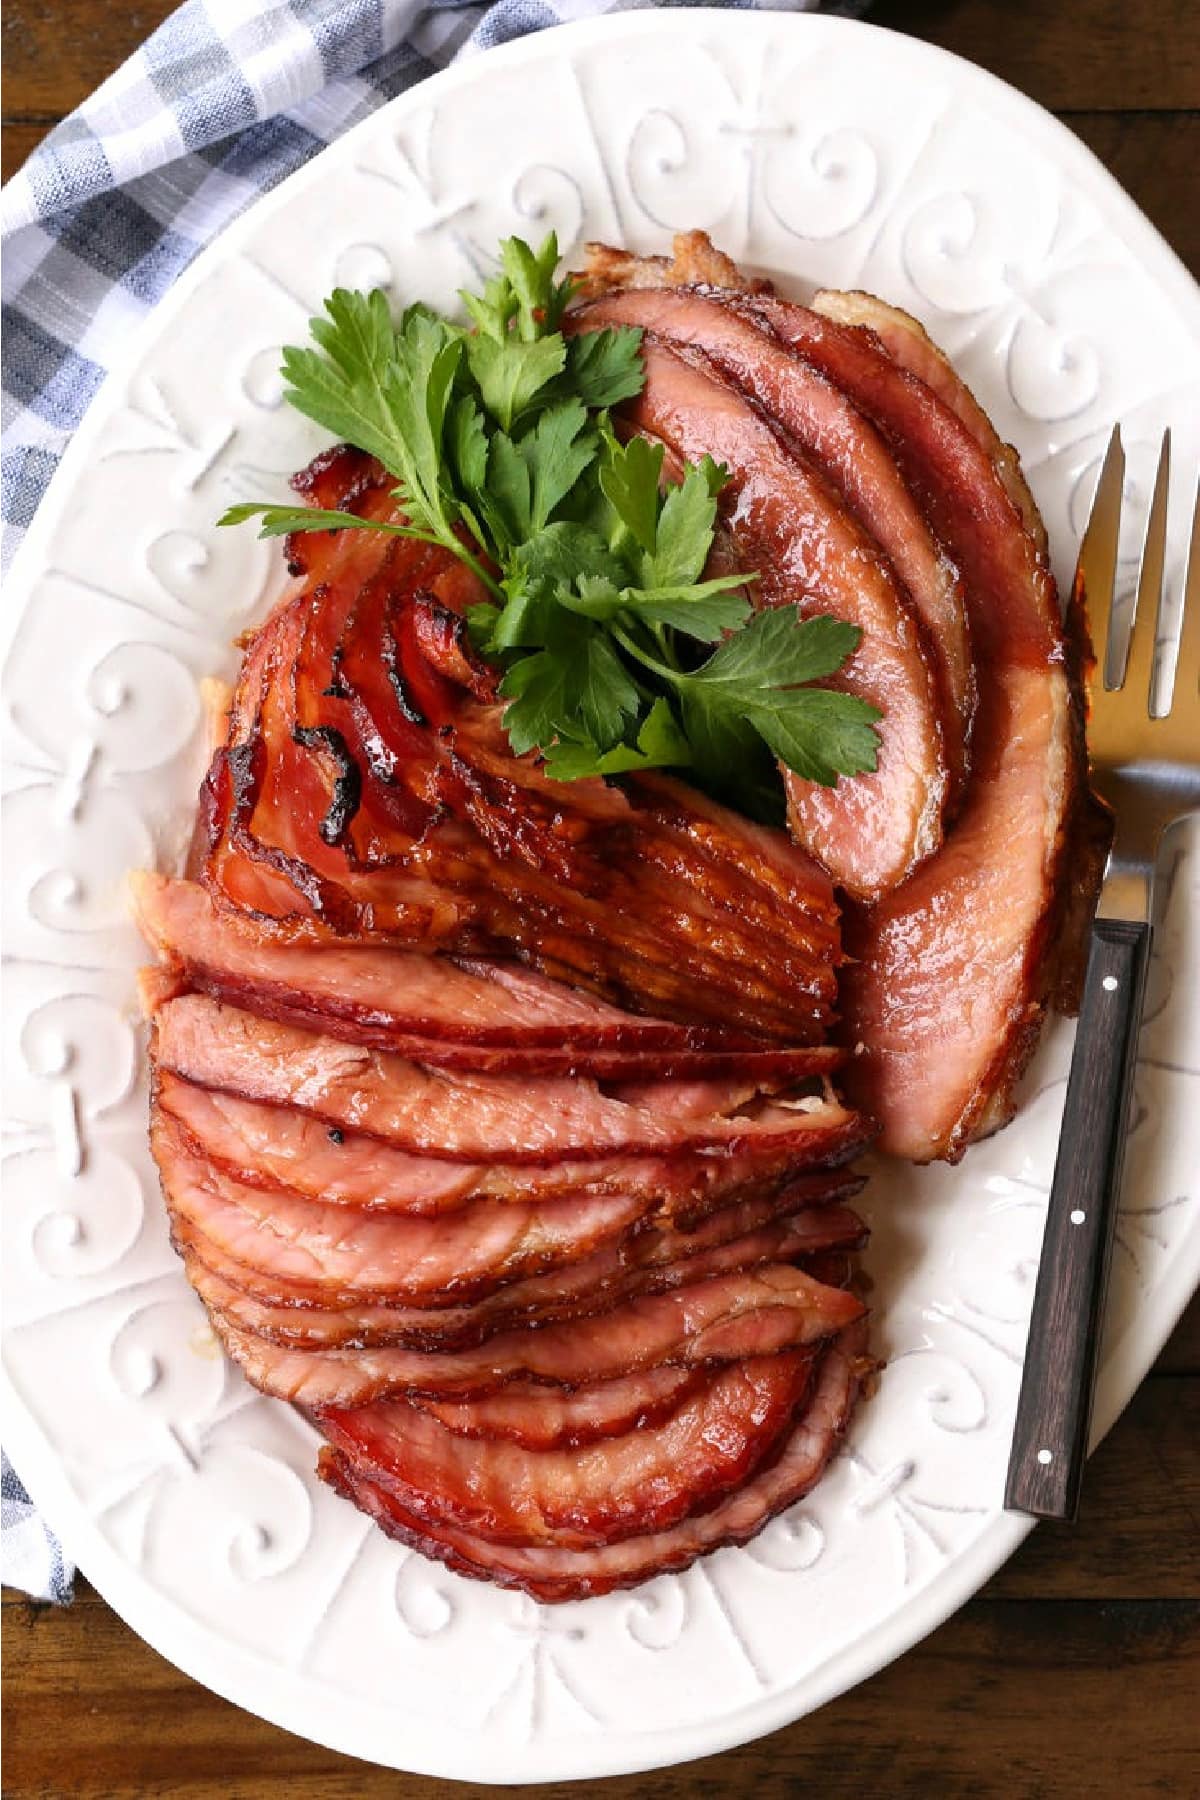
top-left (221, 234), bottom-right (881, 808)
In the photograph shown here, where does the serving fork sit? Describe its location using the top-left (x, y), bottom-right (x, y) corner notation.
top-left (1005, 427), bottom-right (1200, 1522)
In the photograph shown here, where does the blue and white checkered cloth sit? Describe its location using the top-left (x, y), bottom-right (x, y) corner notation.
top-left (0, 0), bottom-right (858, 1600)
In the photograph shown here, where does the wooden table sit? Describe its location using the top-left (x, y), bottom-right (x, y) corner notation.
top-left (3, 3), bottom-right (1198, 1793)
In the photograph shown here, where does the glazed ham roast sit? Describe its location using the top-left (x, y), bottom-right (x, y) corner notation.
top-left (136, 232), bottom-right (1102, 1600)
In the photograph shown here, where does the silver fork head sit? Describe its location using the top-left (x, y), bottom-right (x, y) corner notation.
top-left (1075, 425), bottom-right (1200, 920)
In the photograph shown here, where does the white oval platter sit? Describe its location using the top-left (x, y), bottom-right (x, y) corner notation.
top-left (2, 11), bottom-right (1198, 1784)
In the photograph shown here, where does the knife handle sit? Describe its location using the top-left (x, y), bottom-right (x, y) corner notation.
top-left (1004, 916), bottom-right (1152, 1521)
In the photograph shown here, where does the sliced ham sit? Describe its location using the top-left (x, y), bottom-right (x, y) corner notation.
top-left (617, 337), bottom-right (949, 898)
top-left (133, 872), bottom-right (833, 1081)
top-left (156, 1073), bottom-right (863, 1220)
top-left (176, 1201), bottom-right (866, 1350)
top-left (742, 295), bottom-right (1091, 1157)
top-left (572, 286), bottom-right (974, 803)
top-left (207, 1263), bottom-right (865, 1404)
top-left (199, 473), bottom-right (847, 1040)
top-left (153, 1106), bottom-right (649, 1303)
top-left (810, 288), bottom-right (1048, 555)
top-left (412, 1366), bottom-right (706, 1450)
top-left (316, 1321), bottom-right (867, 1600)
top-left (152, 993), bottom-right (870, 1165)
top-left (579, 232), bottom-right (1097, 1158)
top-left (315, 1352), bottom-right (816, 1549)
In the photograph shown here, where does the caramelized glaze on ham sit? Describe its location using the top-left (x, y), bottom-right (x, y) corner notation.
top-left (198, 465), bottom-right (846, 1040)
top-left (315, 1351), bottom-right (817, 1549)
top-left (316, 1321), bottom-right (867, 1599)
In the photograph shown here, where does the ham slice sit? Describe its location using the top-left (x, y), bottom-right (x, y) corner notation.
top-left (152, 993), bottom-right (869, 1165)
top-left (744, 297), bottom-right (1091, 1157)
top-left (153, 1106), bottom-right (655, 1304)
top-left (315, 1352), bottom-right (816, 1549)
top-left (132, 872), bottom-right (838, 1082)
top-left (615, 338), bottom-right (949, 899)
top-left (411, 1366), bottom-right (707, 1450)
top-left (156, 1073), bottom-right (863, 1220)
top-left (207, 1263), bottom-right (865, 1404)
top-left (175, 1197), bottom-right (866, 1350)
top-left (810, 288), bottom-right (1048, 555)
top-left (316, 1322), bottom-right (867, 1600)
top-left (572, 286), bottom-right (974, 804)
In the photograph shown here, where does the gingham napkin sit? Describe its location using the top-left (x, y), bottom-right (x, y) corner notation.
top-left (0, 0), bottom-right (860, 1601)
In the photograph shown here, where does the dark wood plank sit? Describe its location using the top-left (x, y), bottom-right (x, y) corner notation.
top-left (0, 0), bottom-right (178, 123)
top-left (4, 1586), bottom-right (1195, 1799)
top-left (871, 0), bottom-right (1200, 111)
top-left (988, 1375), bottom-right (1200, 1598)
top-left (1157, 1291), bottom-right (1200, 1375)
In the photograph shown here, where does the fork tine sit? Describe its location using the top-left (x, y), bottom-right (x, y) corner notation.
top-left (1077, 426), bottom-right (1124, 689)
top-left (1171, 476), bottom-right (1200, 711)
top-left (1125, 429), bottom-right (1170, 710)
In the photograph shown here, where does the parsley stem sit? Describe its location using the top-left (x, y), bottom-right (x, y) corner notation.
top-left (610, 621), bottom-right (685, 688)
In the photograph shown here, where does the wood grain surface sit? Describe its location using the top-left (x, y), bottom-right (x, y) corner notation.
top-left (3, 1), bottom-right (1198, 1794)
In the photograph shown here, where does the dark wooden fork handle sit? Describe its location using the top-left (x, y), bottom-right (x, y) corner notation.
top-left (1005, 916), bottom-right (1152, 1521)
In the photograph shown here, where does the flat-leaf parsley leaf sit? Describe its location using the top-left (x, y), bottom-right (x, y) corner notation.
top-left (219, 232), bottom-right (881, 808)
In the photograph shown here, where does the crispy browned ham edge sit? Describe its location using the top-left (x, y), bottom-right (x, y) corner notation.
top-left (314, 1320), bottom-right (868, 1600)
top-left (578, 232), bottom-right (1106, 1160)
top-left (196, 456), bottom-right (847, 1040)
top-left (206, 1264), bottom-right (865, 1404)
top-left (314, 1351), bottom-right (817, 1550)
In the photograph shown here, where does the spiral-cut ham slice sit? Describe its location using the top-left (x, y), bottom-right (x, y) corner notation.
top-left (810, 288), bottom-right (1048, 555)
top-left (743, 298), bottom-right (1093, 1156)
top-left (412, 1366), bottom-right (706, 1450)
top-left (572, 286), bottom-right (974, 805)
top-left (133, 872), bottom-right (837, 1082)
top-left (155, 1073), bottom-right (857, 1221)
top-left (316, 1321), bottom-right (867, 1600)
top-left (613, 338), bottom-right (948, 899)
top-left (207, 1262), bottom-right (864, 1404)
top-left (152, 994), bottom-right (868, 1166)
top-left (157, 1097), bottom-right (865, 1310)
top-left (172, 1181), bottom-right (866, 1351)
top-left (315, 1351), bottom-right (816, 1549)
